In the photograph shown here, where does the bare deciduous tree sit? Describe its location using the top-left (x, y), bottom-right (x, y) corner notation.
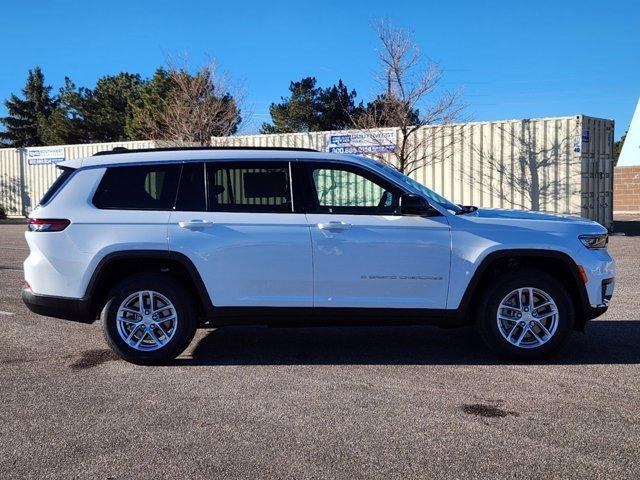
top-left (352, 19), bottom-right (464, 174)
top-left (137, 59), bottom-right (243, 146)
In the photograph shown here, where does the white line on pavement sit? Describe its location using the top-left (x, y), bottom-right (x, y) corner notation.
top-left (0, 311), bottom-right (15, 316)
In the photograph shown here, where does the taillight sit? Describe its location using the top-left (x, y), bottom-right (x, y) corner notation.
top-left (27, 218), bottom-right (71, 232)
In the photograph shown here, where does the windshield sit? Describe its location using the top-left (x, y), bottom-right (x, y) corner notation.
top-left (360, 158), bottom-right (462, 213)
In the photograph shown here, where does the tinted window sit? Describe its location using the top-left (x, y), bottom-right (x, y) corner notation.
top-left (206, 163), bottom-right (292, 212)
top-left (40, 167), bottom-right (74, 205)
top-left (93, 164), bottom-right (181, 210)
top-left (175, 162), bottom-right (206, 211)
top-left (310, 165), bottom-right (398, 214)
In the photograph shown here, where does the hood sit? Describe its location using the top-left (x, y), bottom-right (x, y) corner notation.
top-left (474, 208), bottom-right (588, 223)
top-left (457, 208), bottom-right (607, 235)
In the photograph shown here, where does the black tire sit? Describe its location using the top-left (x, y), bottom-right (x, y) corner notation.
top-left (476, 269), bottom-right (575, 360)
top-left (101, 273), bottom-right (197, 364)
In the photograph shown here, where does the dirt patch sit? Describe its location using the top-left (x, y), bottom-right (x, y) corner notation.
top-left (461, 403), bottom-right (519, 418)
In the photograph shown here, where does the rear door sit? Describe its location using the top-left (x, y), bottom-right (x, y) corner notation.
top-left (168, 161), bottom-right (313, 308)
top-left (302, 161), bottom-right (451, 309)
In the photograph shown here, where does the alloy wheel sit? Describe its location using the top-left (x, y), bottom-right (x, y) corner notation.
top-left (116, 290), bottom-right (178, 351)
top-left (496, 287), bottom-right (559, 349)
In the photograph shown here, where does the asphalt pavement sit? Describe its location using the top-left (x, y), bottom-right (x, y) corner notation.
top-left (1, 223), bottom-right (639, 479)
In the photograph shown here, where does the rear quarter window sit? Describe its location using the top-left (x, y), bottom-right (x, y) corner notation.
top-left (39, 167), bottom-right (75, 206)
top-left (93, 164), bottom-right (181, 210)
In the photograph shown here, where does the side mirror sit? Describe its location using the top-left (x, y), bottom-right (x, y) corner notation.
top-left (399, 194), bottom-right (431, 216)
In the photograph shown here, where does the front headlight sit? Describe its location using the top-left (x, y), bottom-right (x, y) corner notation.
top-left (579, 233), bottom-right (608, 249)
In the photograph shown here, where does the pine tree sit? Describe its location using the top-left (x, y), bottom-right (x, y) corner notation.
top-left (40, 73), bottom-right (144, 144)
top-left (614, 131), bottom-right (627, 162)
top-left (316, 80), bottom-right (363, 131)
top-left (126, 68), bottom-right (174, 139)
top-left (0, 67), bottom-right (54, 147)
top-left (38, 78), bottom-right (85, 145)
top-left (260, 77), bottom-right (362, 133)
top-left (83, 73), bottom-right (143, 141)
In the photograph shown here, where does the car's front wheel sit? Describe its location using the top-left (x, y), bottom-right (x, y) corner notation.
top-left (101, 273), bottom-right (197, 364)
top-left (477, 269), bottom-right (575, 360)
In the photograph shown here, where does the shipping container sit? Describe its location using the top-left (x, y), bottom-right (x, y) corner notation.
top-left (0, 115), bottom-right (615, 229)
top-left (212, 115), bottom-right (615, 228)
top-left (0, 141), bottom-right (154, 217)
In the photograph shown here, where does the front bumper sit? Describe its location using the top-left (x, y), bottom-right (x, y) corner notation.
top-left (573, 243), bottom-right (615, 307)
top-left (575, 278), bottom-right (612, 329)
top-left (22, 288), bottom-right (94, 324)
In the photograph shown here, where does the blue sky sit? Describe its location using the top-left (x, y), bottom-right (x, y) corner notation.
top-left (2, 0), bottom-right (638, 139)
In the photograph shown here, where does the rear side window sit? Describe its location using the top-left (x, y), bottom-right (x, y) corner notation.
top-left (39, 167), bottom-right (75, 205)
top-left (93, 164), bottom-right (181, 210)
top-left (175, 162), bottom-right (206, 211)
top-left (206, 162), bottom-right (292, 213)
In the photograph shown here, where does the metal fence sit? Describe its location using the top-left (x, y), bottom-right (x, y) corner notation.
top-left (212, 115), bottom-right (615, 228)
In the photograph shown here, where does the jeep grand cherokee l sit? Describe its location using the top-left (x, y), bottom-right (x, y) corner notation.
top-left (22, 147), bottom-right (615, 363)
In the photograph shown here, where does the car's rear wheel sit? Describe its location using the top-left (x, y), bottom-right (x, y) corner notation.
top-left (101, 273), bottom-right (197, 364)
top-left (477, 269), bottom-right (575, 360)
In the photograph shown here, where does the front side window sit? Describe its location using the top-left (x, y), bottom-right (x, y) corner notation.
top-left (362, 158), bottom-right (462, 214)
top-left (206, 162), bottom-right (292, 213)
top-left (93, 164), bottom-right (181, 210)
top-left (309, 165), bottom-right (398, 214)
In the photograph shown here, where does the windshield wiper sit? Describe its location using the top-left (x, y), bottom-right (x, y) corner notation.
top-left (455, 205), bottom-right (478, 215)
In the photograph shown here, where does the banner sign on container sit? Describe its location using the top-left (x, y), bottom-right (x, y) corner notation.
top-left (326, 130), bottom-right (397, 154)
top-left (26, 146), bottom-right (65, 165)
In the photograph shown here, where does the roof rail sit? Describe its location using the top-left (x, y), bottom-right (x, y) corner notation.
top-left (93, 146), bottom-right (319, 156)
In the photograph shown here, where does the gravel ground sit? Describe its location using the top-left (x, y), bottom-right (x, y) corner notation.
top-left (1, 223), bottom-right (639, 479)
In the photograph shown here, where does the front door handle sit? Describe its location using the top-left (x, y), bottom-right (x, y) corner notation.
top-left (317, 221), bottom-right (352, 231)
top-left (178, 219), bottom-right (214, 229)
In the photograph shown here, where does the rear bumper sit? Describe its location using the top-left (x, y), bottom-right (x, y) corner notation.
top-left (21, 288), bottom-right (94, 324)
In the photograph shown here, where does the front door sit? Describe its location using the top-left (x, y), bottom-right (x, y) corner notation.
top-left (303, 162), bottom-right (451, 309)
top-left (168, 161), bottom-right (313, 308)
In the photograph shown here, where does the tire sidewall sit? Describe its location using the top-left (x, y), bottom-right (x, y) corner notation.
top-left (102, 274), bottom-right (197, 364)
top-left (478, 270), bottom-right (575, 360)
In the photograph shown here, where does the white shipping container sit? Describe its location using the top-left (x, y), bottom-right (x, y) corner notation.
top-left (0, 140), bottom-right (155, 217)
top-left (0, 116), bottom-right (614, 229)
top-left (212, 115), bottom-right (615, 229)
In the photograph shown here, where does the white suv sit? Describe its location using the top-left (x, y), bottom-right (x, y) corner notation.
top-left (22, 147), bottom-right (615, 363)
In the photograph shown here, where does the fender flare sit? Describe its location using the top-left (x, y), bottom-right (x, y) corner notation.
top-left (454, 248), bottom-right (590, 322)
top-left (84, 250), bottom-right (214, 317)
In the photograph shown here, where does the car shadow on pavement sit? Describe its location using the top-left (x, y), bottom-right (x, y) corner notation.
top-left (614, 219), bottom-right (640, 237)
top-left (176, 320), bottom-right (640, 366)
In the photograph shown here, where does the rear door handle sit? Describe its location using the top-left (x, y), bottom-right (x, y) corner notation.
top-left (178, 219), bottom-right (214, 229)
top-left (317, 221), bottom-right (352, 231)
